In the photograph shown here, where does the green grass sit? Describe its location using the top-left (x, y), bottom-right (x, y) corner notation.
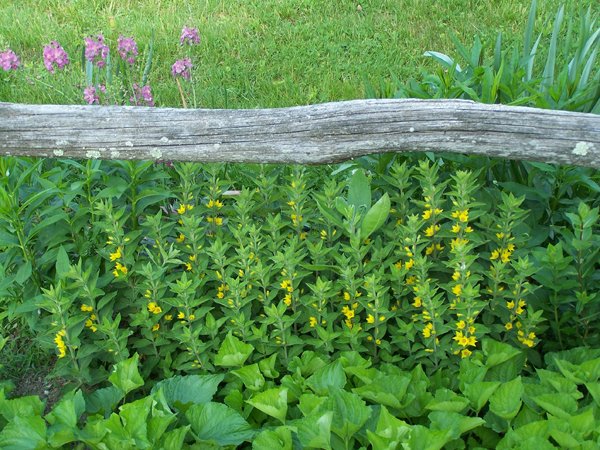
top-left (0, 0), bottom-right (595, 108)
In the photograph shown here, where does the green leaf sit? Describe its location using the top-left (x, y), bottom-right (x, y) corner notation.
top-left (0, 394), bottom-right (45, 420)
top-left (348, 169), bottom-right (371, 212)
top-left (360, 192), bottom-right (390, 240)
top-left (159, 426), bottom-right (190, 449)
top-left (45, 389), bottom-right (86, 446)
top-left (258, 353), bottom-right (280, 379)
top-left (0, 415), bottom-right (47, 450)
top-left (252, 426), bottom-right (292, 450)
top-left (185, 402), bottom-right (254, 446)
top-left (353, 372), bottom-right (411, 410)
top-left (462, 381), bottom-right (500, 412)
top-left (85, 386), bottom-right (124, 415)
top-left (429, 411), bottom-right (485, 440)
top-left (15, 261), bottom-right (32, 285)
top-left (366, 405), bottom-right (410, 449)
top-left (296, 411), bottom-right (333, 449)
top-left (306, 360), bottom-right (347, 395)
top-left (247, 387), bottom-right (288, 424)
top-left (407, 425), bottom-right (452, 450)
top-left (152, 374), bottom-right (223, 411)
top-left (489, 377), bottom-right (523, 420)
top-left (426, 388), bottom-right (470, 413)
top-left (232, 364), bottom-right (265, 391)
top-left (108, 353), bottom-right (144, 395)
top-left (55, 246), bottom-right (71, 278)
top-left (328, 388), bottom-right (371, 442)
top-left (214, 332), bottom-right (254, 367)
top-left (531, 393), bottom-right (577, 420)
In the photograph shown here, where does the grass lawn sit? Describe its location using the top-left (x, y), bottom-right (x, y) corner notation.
top-left (0, 0), bottom-right (594, 108)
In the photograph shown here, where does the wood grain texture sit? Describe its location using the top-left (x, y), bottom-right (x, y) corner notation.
top-left (1, 99), bottom-right (599, 167)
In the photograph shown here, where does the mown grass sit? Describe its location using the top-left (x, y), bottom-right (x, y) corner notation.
top-left (0, 0), bottom-right (595, 108)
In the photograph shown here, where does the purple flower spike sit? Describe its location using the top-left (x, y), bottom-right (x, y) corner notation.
top-left (84, 85), bottom-right (100, 104)
top-left (84, 34), bottom-right (109, 68)
top-left (180, 26), bottom-right (200, 45)
top-left (117, 35), bottom-right (138, 65)
top-left (43, 41), bottom-right (70, 73)
top-left (130, 83), bottom-right (155, 107)
top-left (171, 58), bottom-right (192, 80)
top-left (0, 49), bottom-right (20, 71)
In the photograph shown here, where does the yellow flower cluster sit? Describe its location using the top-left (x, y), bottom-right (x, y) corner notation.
top-left (490, 243), bottom-right (516, 263)
top-left (217, 283), bottom-right (227, 299)
top-left (185, 254), bottom-right (196, 272)
top-left (147, 302), bottom-right (162, 315)
top-left (290, 213), bottom-right (303, 226)
top-left (109, 246), bottom-right (128, 278)
top-left (281, 279), bottom-right (293, 306)
top-left (342, 303), bottom-right (358, 328)
top-left (177, 203), bottom-right (194, 214)
top-left (207, 199), bottom-right (224, 209)
top-left (206, 216), bottom-right (223, 226)
top-left (517, 329), bottom-right (537, 348)
top-left (309, 316), bottom-right (318, 327)
top-left (422, 322), bottom-right (434, 338)
top-left (54, 329), bottom-right (67, 358)
top-left (451, 209), bottom-right (469, 222)
top-left (424, 224), bottom-right (440, 237)
top-left (85, 314), bottom-right (98, 333)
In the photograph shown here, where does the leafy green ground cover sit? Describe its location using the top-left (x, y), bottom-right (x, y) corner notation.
top-left (1, 0), bottom-right (599, 448)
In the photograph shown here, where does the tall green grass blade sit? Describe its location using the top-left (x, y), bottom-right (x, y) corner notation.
top-left (493, 32), bottom-right (503, 71)
top-left (142, 31), bottom-right (155, 86)
top-left (577, 47), bottom-right (598, 92)
top-left (541, 5), bottom-right (565, 92)
top-left (526, 34), bottom-right (541, 82)
top-left (523, 0), bottom-right (537, 59)
top-left (449, 32), bottom-right (472, 66)
top-left (423, 51), bottom-right (462, 72)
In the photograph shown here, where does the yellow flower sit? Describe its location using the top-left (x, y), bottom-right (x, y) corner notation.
top-left (422, 209), bottom-right (433, 220)
top-left (147, 302), bottom-right (162, 314)
top-left (109, 247), bottom-right (122, 261)
top-left (451, 224), bottom-right (461, 233)
top-left (422, 322), bottom-right (434, 338)
top-left (466, 335), bottom-right (477, 347)
top-left (284, 294), bottom-right (292, 306)
top-left (177, 311), bottom-right (185, 319)
top-left (115, 262), bottom-right (128, 274)
top-left (188, 314), bottom-right (196, 321)
top-left (165, 314), bottom-right (173, 321)
top-left (456, 320), bottom-right (466, 330)
top-left (375, 339), bottom-right (381, 345)
top-left (152, 323), bottom-right (160, 332)
top-left (405, 259), bottom-right (414, 270)
top-left (406, 276), bottom-right (416, 285)
top-left (341, 305), bottom-right (355, 320)
top-left (144, 290), bottom-right (152, 299)
top-left (309, 316), bottom-right (318, 327)
top-left (379, 316), bottom-right (385, 322)
top-left (452, 210), bottom-right (469, 222)
top-left (424, 224), bottom-right (440, 237)
top-left (506, 300), bottom-right (515, 309)
top-left (81, 304), bottom-right (93, 312)
top-left (54, 329), bottom-right (67, 358)
top-left (515, 306), bottom-right (524, 315)
top-left (185, 262), bottom-right (192, 271)
top-left (505, 322), bottom-right (513, 330)
top-left (215, 217), bottom-right (223, 226)
top-left (177, 204), bottom-right (187, 214)
top-left (412, 296), bottom-right (422, 308)
top-left (176, 233), bottom-right (185, 243)
top-left (452, 271), bottom-right (461, 281)
top-left (452, 284), bottom-right (462, 296)
top-left (461, 348), bottom-right (472, 358)
top-left (425, 244), bottom-right (435, 255)
top-left (366, 314), bottom-right (375, 324)
top-left (464, 226), bottom-right (473, 233)
top-left (490, 249), bottom-right (500, 260)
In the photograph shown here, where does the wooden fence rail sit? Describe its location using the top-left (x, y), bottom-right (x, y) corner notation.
top-left (1, 99), bottom-right (599, 168)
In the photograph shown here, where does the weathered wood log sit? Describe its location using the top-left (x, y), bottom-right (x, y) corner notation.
top-left (1, 99), bottom-right (599, 167)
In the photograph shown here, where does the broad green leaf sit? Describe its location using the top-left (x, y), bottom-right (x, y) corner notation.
top-left (55, 246), bottom-right (71, 277)
top-left (306, 360), bottom-right (346, 395)
top-left (426, 388), bottom-right (470, 413)
top-left (246, 387), bottom-right (288, 424)
top-left (108, 353), bottom-right (144, 395)
top-left (252, 426), bottom-right (292, 450)
top-left (15, 261), bottom-right (32, 285)
top-left (46, 389), bottom-right (85, 428)
top-left (353, 373), bottom-right (411, 410)
top-left (360, 192), bottom-right (390, 240)
top-left (366, 405), bottom-right (410, 449)
top-left (159, 426), bottom-right (190, 449)
top-left (0, 394), bottom-right (45, 420)
top-left (328, 388), bottom-right (371, 442)
top-left (0, 415), bottom-right (47, 450)
top-left (429, 411), bottom-right (485, 439)
top-left (348, 169), bottom-right (371, 213)
top-left (118, 397), bottom-right (153, 444)
top-left (232, 364), bottom-right (265, 391)
top-left (214, 332), bottom-right (254, 367)
top-left (585, 381), bottom-right (600, 406)
top-left (258, 353), bottom-right (280, 378)
top-left (296, 411), bottom-right (333, 449)
top-left (489, 377), bottom-right (523, 420)
top-left (407, 425), bottom-right (452, 450)
top-left (482, 339), bottom-right (522, 367)
top-left (186, 402), bottom-right (254, 446)
top-left (151, 374), bottom-right (223, 410)
top-left (85, 386), bottom-right (124, 415)
top-left (298, 393), bottom-right (327, 417)
top-left (462, 381), bottom-right (500, 412)
top-left (531, 393), bottom-right (577, 420)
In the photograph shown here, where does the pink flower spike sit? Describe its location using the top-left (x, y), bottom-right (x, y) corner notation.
top-left (84, 34), bottom-right (109, 68)
top-left (130, 83), bottom-right (155, 107)
top-left (117, 35), bottom-right (138, 65)
top-left (171, 58), bottom-right (192, 80)
top-left (0, 49), bottom-right (20, 71)
top-left (83, 85), bottom-right (99, 104)
top-left (43, 41), bottom-right (69, 73)
top-left (180, 26), bottom-right (200, 45)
